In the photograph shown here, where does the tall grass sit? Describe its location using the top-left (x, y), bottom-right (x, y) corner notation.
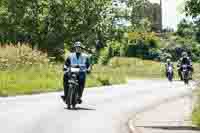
top-left (87, 57), bottom-right (169, 88)
top-left (3, 44), bottom-right (198, 96)
top-left (0, 44), bottom-right (63, 96)
top-left (0, 43), bottom-right (49, 68)
top-left (108, 57), bottom-right (166, 79)
top-left (0, 44), bottom-right (126, 96)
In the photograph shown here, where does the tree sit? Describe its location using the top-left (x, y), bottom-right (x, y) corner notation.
top-left (63, 0), bottom-right (112, 48)
top-left (185, 0), bottom-right (200, 18)
top-left (185, 1), bottom-right (200, 43)
top-left (127, 0), bottom-right (161, 32)
top-left (0, 0), bottom-right (9, 43)
top-left (177, 19), bottom-right (195, 38)
top-left (0, 0), bottom-right (113, 58)
top-left (128, 0), bottom-right (148, 27)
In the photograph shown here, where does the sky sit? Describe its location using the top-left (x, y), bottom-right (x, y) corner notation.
top-left (149, 0), bottom-right (189, 30)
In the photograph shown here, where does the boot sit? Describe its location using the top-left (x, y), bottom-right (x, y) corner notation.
top-left (61, 95), bottom-right (66, 103)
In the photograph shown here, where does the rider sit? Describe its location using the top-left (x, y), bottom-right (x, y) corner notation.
top-left (62, 41), bottom-right (91, 104)
top-left (165, 58), bottom-right (174, 78)
top-left (177, 52), bottom-right (193, 80)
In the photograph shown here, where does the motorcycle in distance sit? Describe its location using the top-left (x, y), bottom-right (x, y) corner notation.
top-left (181, 64), bottom-right (190, 84)
top-left (166, 65), bottom-right (173, 82)
top-left (63, 65), bottom-right (83, 109)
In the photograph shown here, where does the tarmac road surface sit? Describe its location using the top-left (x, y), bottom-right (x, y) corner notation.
top-left (0, 80), bottom-right (195, 133)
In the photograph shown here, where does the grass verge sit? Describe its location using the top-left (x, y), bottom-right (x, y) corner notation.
top-left (191, 63), bottom-right (200, 126)
top-left (1, 47), bottom-right (199, 96)
top-left (0, 56), bottom-right (168, 96)
top-left (192, 82), bottom-right (200, 126)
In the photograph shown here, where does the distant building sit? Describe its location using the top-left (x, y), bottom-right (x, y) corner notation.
top-left (150, 2), bottom-right (162, 32)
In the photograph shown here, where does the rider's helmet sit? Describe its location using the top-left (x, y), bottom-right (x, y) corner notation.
top-left (74, 41), bottom-right (81, 47)
top-left (74, 41), bottom-right (82, 53)
top-left (182, 52), bottom-right (188, 58)
top-left (166, 58), bottom-right (171, 63)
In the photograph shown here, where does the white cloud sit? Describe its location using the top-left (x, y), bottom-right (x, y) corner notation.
top-left (149, 0), bottom-right (160, 3)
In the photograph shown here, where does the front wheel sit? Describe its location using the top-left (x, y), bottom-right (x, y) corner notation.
top-left (72, 104), bottom-right (76, 109)
top-left (167, 72), bottom-right (173, 82)
top-left (67, 104), bottom-right (71, 109)
top-left (184, 78), bottom-right (189, 84)
top-left (72, 88), bottom-right (77, 109)
top-left (67, 84), bottom-right (74, 109)
top-left (182, 71), bottom-right (189, 85)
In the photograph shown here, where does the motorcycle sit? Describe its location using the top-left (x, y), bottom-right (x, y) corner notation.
top-left (166, 65), bottom-right (173, 82)
top-left (181, 64), bottom-right (189, 84)
top-left (62, 66), bottom-right (82, 109)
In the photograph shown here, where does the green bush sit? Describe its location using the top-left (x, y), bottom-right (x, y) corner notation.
top-left (98, 32), bottom-right (161, 63)
top-left (126, 32), bottom-right (160, 59)
top-left (98, 40), bottom-right (127, 65)
top-left (158, 52), bottom-right (172, 62)
top-left (109, 40), bottom-right (121, 57)
top-left (98, 46), bottom-right (110, 65)
top-left (160, 35), bottom-right (200, 62)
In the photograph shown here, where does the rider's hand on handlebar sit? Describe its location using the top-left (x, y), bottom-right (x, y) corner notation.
top-left (74, 65), bottom-right (80, 68)
top-left (86, 68), bottom-right (91, 74)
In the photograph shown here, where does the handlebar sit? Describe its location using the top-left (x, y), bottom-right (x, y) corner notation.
top-left (63, 65), bottom-right (90, 73)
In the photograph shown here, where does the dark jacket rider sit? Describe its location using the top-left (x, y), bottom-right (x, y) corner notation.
top-left (62, 41), bottom-right (91, 104)
top-left (177, 52), bottom-right (193, 80)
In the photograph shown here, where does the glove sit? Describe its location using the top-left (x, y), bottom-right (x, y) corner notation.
top-left (86, 68), bottom-right (91, 74)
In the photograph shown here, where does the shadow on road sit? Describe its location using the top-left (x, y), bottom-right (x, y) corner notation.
top-left (64, 107), bottom-right (96, 111)
top-left (137, 126), bottom-right (200, 131)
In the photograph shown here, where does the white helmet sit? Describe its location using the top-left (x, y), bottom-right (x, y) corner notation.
top-left (166, 58), bottom-right (171, 62)
top-left (182, 52), bottom-right (188, 57)
top-left (74, 41), bottom-right (82, 48)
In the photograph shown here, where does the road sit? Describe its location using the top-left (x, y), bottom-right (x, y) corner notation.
top-left (0, 80), bottom-right (195, 133)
